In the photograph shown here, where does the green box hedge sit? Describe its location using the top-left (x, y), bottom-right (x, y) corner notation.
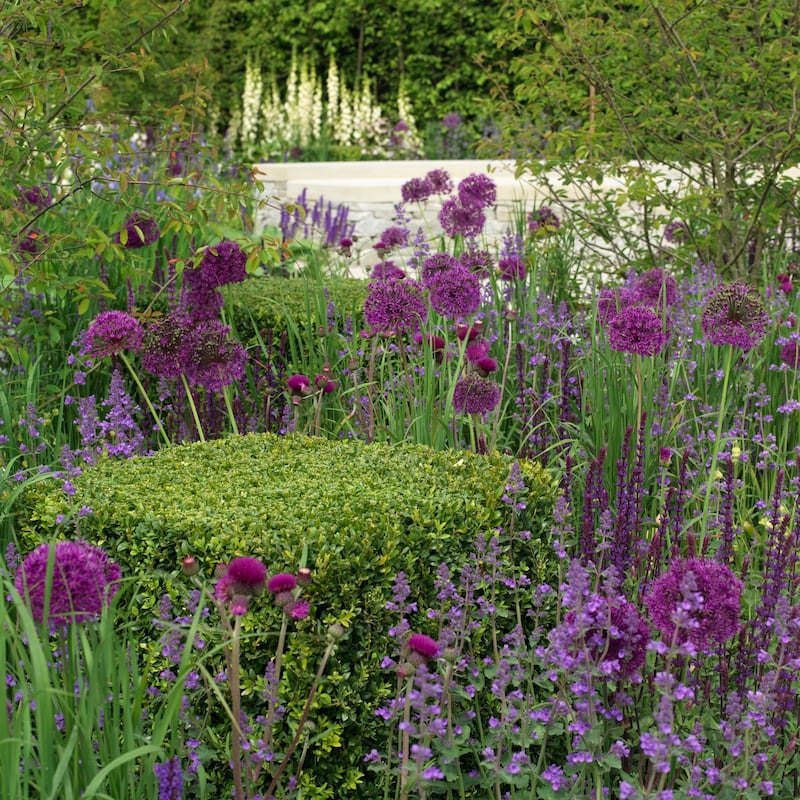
top-left (15, 433), bottom-right (557, 798)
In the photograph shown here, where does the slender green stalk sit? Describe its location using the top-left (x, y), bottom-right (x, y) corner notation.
top-left (180, 373), bottom-right (206, 442)
top-left (118, 351), bottom-right (171, 446)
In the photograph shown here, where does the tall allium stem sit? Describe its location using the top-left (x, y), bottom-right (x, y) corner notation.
top-left (118, 351), bottom-right (170, 446)
top-left (700, 344), bottom-right (734, 553)
top-left (222, 385), bottom-right (240, 436)
top-left (180, 373), bottom-right (206, 442)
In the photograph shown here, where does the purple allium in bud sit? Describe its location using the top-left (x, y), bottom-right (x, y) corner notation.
top-left (427, 266), bottom-right (482, 320)
top-left (457, 174), bottom-right (497, 209)
top-left (181, 320), bottom-right (247, 392)
top-left (498, 255), bottom-right (526, 281)
top-left (438, 197), bottom-right (486, 239)
top-left (780, 339), bottom-right (800, 368)
top-left (607, 305), bottom-right (670, 357)
top-left (632, 268), bottom-right (679, 309)
top-left (425, 168), bottom-right (454, 195)
top-left (114, 213), bottom-right (160, 248)
top-left (452, 373), bottom-right (501, 415)
top-left (407, 633), bottom-right (439, 661)
top-left (644, 558), bottom-right (743, 651)
top-left (226, 556), bottom-right (267, 594)
top-left (401, 177), bottom-right (432, 204)
top-left (81, 311), bottom-right (144, 359)
top-left (701, 282), bottom-right (769, 352)
top-left (268, 573), bottom-right (297, 594)
top-left (364, 278), bottom-right (428, 336)
top-left (528, 206), bottom-right (561, 235)
top-left (153, 756), bottom-right (183, 800)
top-left (15, 541), bottom-right (121, 625)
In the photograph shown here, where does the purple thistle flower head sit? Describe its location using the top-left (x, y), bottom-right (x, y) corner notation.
top-left (287, 374), bottom-right (311, 395)
top-left (287, 599), bottom-right (310, 620)
top-left (701, 282), bottom-right (769, 351)
top-left (364, 278), bottom-right (428, 336)
top-left (644, 558), bottom-right (743, 651)
top-left (401, 177), bottom-right (432, 204)
top-left (607, 305), bottom-right (670, 357)
top-left (114, 213), bottom-right (160, 248)
top-left (15, 541), bottom-right (122, 625)
top-left (452, 373), bottom-right (501, 415)
top-left (226, 556), bottom-right (267, 595)
top-left (407, 632), bottom-right (439, 661)
top-left (424, 168), bottom-right (454, 195)
top-left (438, 197), bottom-right (486, 239)
top-left (81, 311), bottom-right (145, 359)
top-left (181, 320), bottom-right (247, 392)
top-left (632, 268), bottom-right (679, 309)
top-left (141, 313), bottom-right (192, 379)
top-left (427, 266), bottom-right (482, 320)
top-left (268, 572), bottom-right (297, 594)
top-left (457, 174), bottom-right (497, 209)
top-left (154, 756), bottom-right (183, 800)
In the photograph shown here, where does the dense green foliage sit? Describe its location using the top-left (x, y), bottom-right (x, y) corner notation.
top-left (15, 433), bottom-right (558, 797)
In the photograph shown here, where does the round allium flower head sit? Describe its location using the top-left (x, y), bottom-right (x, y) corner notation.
top-left (421, 252), bottom-right (460, 286)
top-left (664, 220), bottom-right (689, 243)
top-left (226, 556), bottom-right (267, 594)
top-left (114, 213), bottom-right (160, 248)
top-left (364, 278), bottom-right (428, 336)
top-left (528, 206), bottom-right (561, 235)
top-left (633, 268), bottom-right (679, 309)
top-left (498, 255), bottom-right (526, 282)
top-left (15, 541), bottom-right (121, 625)
top-left (457, 174), bottom-right (497, 209)
top-left (180, 320), bottom-right (247, 392)
top-left (438, 197), bottom-right (486, 239)
top-left (701, 282), bottom-right (769, 352)
top-left (425, 169), bottom-right (454, 195)
top-left (16, 184), bottom-right (53, 210)
top-left (81, 310), bottom-right (145, 359)
top-left (370, 260), bottom-right (406, 281)
top-left (407, 633), bottom-right (439, 662)
top-left (607, 305), bottom-right (670, 357)
top-left (459, 248), bottom-right (493, 279)
top-left (597, 287), bottom-right (636, 326)
top-left (644, 558), bottom-right (743, 652)
top-left (141, 312), bottom-right (192, 379)
top-left (452, 373), bottom-right (501, 415)
top-left (268, 573), bottom-right (297, 594)
top-left (780, 339), bottom-right (800, 369)
top-left (427, 266), bottom-right (482, 320)
top-left (401, 177), bottom-right (432, 204)
top-left (182, 278), bottom-right (225, 322)
top-left (378, 226), bottom-right (410, 250)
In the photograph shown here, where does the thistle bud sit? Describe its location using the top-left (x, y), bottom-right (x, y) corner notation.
top-left (181, 556), bottom-right (200, 577)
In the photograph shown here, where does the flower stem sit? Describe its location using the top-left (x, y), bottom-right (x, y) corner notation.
top-left (118, 351), bottom-right (170, 446)
top-left (180, 373), bottom-right (206, 442)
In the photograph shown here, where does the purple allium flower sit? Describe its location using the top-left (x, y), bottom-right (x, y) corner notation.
top-left (81, 311), bottom-right (144, 359)
top-left (379, 226), bottom-right (410, 250)
top-left (420, 252), bottom-right (460, 285)
top-left (442, 113), bottom-right (461, 130)
top-left (141, 313), bottom-right (192, 379)
top-left (407, 633), bottom-right (439, 661)
top-left (597, 287), bottom-right (635, 325)
top-left (370, 260), bottom-right (406, 281)
top-left (607, 305), bottom-right (670, 357)
top-left (780, 339), bottom-right (800, 368)
top-left (114, 213), bottom-right (160, 248)
top-left (457, 174), bottom-right (497, 209)
top-left (777, 273), bottom-right (793, 294)
top-left (701, 282), bottom-right (769, 351)
top-left (182, 280), bottom-right (224, 322)
top-left (226, 556), bottom-right (267, 594)
top-left (427, 266), bottom-right (481, 319)
top-left (191, 241), bottom-right (248, 288)
top-left (498, 255), bottom-right (526, 282)
top-left (452, 373), bottom-right (501, 415)
top-left (664, 220), bottom-right (689, 243)
top-left (644, 558), bottom-right (743, 651)
top-left (633, 268), bottom-right (679, 309)
top-left (268, 573), bottom-right (297, 594)
top-left (438, 197), bottom-right (486, 239)
top-left (458, 248), bottom-right (493, 279)
top-left (15, 541), bottom-right (121, 625)
top-left (425, 168), bottom-right (454, 195)
top-left (528, 206), bottom-right (561, 235)
top-left (401, 177), bottom-right (432, 204)
top-left (153, 756), bottom-right (183, 800)
top-left (364, 278), bottom-right (428, 336)
top-left (180, 320), bottom-right (247, 392)
top-left (16, 184), bottom-right (52, 210)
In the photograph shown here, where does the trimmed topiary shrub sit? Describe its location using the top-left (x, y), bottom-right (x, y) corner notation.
top-left (15, 433), bottom-right (557, 798)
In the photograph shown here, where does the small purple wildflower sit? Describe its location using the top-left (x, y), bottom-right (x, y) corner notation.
top-left (153, 756), bottom-right (183, 800)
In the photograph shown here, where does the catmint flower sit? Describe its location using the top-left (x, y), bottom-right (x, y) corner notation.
top-left (438, 197), bottom-right (486, 239)
top-left (701, 282), bottom-right (769, 351)
top-left (427, 266), bottom-right (481, 319)
top-left (15, 541), bottom-right (121, 625)
top-left (457, 173), bottom-right (497, 209)
top-left (81, 311), bottom-right (144, 359)
top-left (153, 755), bottom-right (183, 800)
top-left (645, 558), bottom-right (743, 651)
top-left (452, 373), bottom-right (501, 415)
top-left (607, 305), bottom-right (670, 357)
top-left (114, 213), bottom-right (160, 248)
top-left (364, 278), bottom-right (428, 335)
